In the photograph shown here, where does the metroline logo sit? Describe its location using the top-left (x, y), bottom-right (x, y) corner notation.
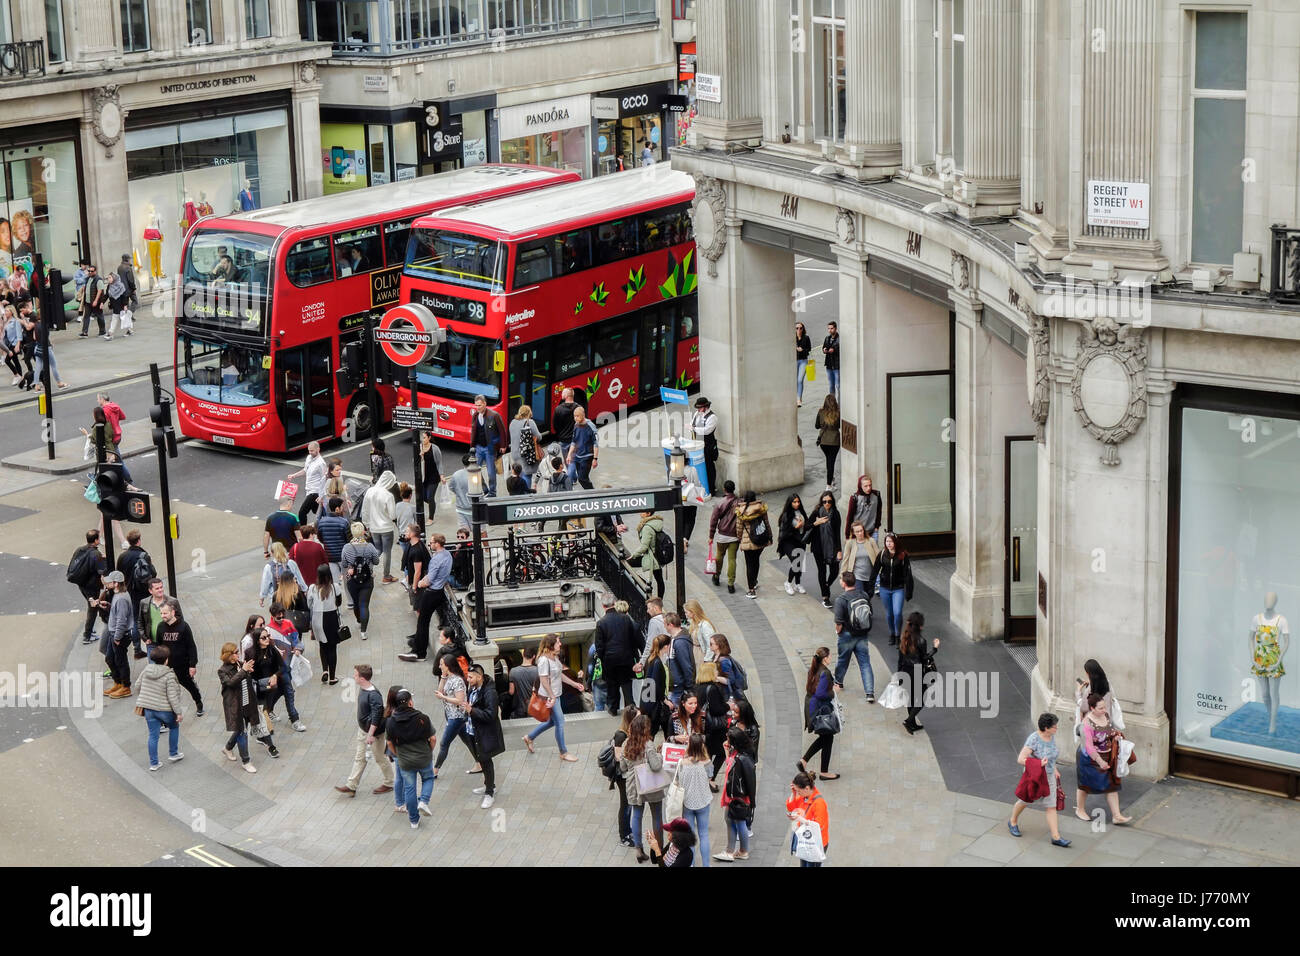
top-left (507, 308), bottom-right (536, 323)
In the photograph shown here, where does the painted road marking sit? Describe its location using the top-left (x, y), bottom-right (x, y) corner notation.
top-left (185, 845), bottom-right (235, 868)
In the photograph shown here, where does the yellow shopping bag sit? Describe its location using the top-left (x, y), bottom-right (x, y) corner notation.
top-left (806, 359), bottom-right (816, 381)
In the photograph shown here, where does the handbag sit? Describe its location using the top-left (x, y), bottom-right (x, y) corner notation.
top-left (810, 700), bottom-right (840, 735)
top-left (663, 762), bottom-right (685, 820)
top-left (1056, 779), bottom-right (1066, 811)
top-left (806, 359), bottom-right (816, 381)
top-left (336, 624), bottom-right (353, 644)
top-left (1076, 749), bottom-right (1111, 792)
top-left (635, 760), bottom-right (671, 800)
top-left (704, 541), bottom-right (717, 575)
top-left (527, 690), bottom-right (552, 722)
top-left (133, 705), bottom-right (145, 717)
top-left (84, 479), bottom-right (101, 504)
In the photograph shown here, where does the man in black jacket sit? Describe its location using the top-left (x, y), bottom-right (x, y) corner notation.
top-left (334, 664), bottom-right (394, 796)
top-left (594, 596), bottom-right (644, 716)
top-left (116, 529), bottom-right (152, 658)
top-left (156, 598), bottom-right (203, 715)
top-left (385, 690), bottom-right (437, 827)
top-left (551, 386), bottom-right (577, 446)
top-left (71, 529), bottom-right (108, 644)
top-left (666, 612), bottom-right (695, 705)
top-left (822, 321), bottom-right (840, 400)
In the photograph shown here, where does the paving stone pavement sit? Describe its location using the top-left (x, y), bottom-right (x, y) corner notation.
top-left (59, 379), bottom-right (1300, 866)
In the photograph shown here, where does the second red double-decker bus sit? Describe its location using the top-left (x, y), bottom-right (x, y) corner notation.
top-left (396, 164), bottom-right (697, 441)
top-left (173, 164), bottom-right (578, 452)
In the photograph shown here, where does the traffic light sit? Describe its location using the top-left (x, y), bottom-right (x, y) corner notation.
top-left (46, 268), bottom-right (76, 331)
top-left (96, 464), bottom-right (129, 521)
top-left (150, 401), bottom-right (178, 459)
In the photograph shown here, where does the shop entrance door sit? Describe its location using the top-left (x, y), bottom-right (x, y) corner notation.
top-left (277, 339), bottom-right (334, 449)
top-left (640, 306), bottom-right (674, 403)
top-left (886, 370), bottom-right (954, 556)
top-left (1005, 436), bottom-right (1038, 641)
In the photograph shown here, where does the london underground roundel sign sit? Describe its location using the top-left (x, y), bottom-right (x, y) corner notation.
top-left (375, 303), bottom-right (443, 367)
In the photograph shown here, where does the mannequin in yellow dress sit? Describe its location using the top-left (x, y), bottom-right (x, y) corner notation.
top-left (1250, 591), bottom-right (1289, 735)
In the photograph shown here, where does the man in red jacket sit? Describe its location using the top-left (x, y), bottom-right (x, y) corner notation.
top-left (97, 392), bottom-right (125, 445)
top-left (290, 525), bottom-right (329, 584)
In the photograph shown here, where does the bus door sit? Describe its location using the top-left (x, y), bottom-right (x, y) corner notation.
top-left (277, 338), bottom-right (334, 448)
top-left (640, 305), bottom-right (674, 404)
top-left (507, 342), bottom-right (553, 424)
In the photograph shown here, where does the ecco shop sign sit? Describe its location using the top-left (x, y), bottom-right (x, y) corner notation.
top-left (498, 94), bottom-right (591, 140)
top-left (595, 85), bottom-right (671, 119)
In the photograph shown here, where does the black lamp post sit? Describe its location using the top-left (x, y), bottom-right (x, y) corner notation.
top-left (669, 439), bottom-right (687, 617)
top-left (467, 462), bottom-right (489, 645)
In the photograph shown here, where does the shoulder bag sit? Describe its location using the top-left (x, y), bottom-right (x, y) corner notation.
top-left (663, 761), bottom-right (686, 820)
top-left (635, 759), bottom-right (671, 800)
top-left (527, 690), bottom-right (552, 722)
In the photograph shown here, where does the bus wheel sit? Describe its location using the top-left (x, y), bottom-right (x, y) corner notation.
top-left (347, 396), bottom-right (380, 440)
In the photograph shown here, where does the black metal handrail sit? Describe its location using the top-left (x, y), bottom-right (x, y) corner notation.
top-left (1269, 225), bottom-right (1300, 304)
top-left (0, 40), bottom-right (45, 80)
top-left (595, 531), bottom-right (651, 635)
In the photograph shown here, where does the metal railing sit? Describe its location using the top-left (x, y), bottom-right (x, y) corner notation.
top-left (594, 531), bottom-right (651, 635)
top-left (487, 527), bottom-right (600, 587)
top-left (1269, 225), bottom-right (1300, 304)
top-left (0, 40), bottom-right (45, 80)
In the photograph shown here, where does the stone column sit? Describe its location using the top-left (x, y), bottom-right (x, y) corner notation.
top-left (957, 0), bottom-right (1020, 214)
top-left (79, 114), bottom-right (132, 271)
top-left (292, 72), bottom-right (324, 200)
top-left (841, 0), bottom-right (902, 179)
top-left (147, 0), bottom-right (182, 58)
top-left (699, 192), bottom-right (803, 491)
top-left (899, 0), bottom-right (936, 175)
top-left (1063, 0), bottom-right (1167, 272)
top-left (832, 237), bottom-right (885, 498)
top-left (948, 290), bottom-right (1003, 640)
top-left (690, 0), bottom-right (763, 149)
top-left (933, 0), bottom-right (953, 176)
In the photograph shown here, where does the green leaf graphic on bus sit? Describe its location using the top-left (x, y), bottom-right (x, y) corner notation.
top-left (626, 385), bottom-right (637, 401)
top-left (590, 282), bottom-right (610, 306)
top-left (690, 343), bottom-right (699, 355)
top-left (623, 265), bottom-right (646, 303)
top-left (675, 371), bottom-right (694, 389)
top-left (585, 374), bottom-right (600, 399)
top-left (573, 300), bottom-right (584, 315)
top-left (659, 249), bottom-right (698, 299)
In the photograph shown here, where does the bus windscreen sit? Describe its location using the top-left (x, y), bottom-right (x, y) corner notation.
top-left (177, 334), bottom-right (271, 407)
top-left (181, 230), bottom-right (273, 334)
top-left (405, 228), bottom-right (502, 291)
top-left (415, 330), bottom-right (503, 403)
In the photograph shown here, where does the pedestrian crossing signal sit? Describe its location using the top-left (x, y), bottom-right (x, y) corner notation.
top-left (123, 491), bottom-right (151, 524)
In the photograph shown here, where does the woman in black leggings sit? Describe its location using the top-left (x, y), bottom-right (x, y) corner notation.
top-left (807, 491), bottom-right (842, 608)
top-left (801, 647), bottom-right (840, 779)
top-left (815, 394), bottom-right (841, 488)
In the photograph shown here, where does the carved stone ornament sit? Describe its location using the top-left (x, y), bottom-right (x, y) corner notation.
top-left (1069, 315), bottom-right (1148, 466)
top-left (299, 61), bottom-right (320, 85)
top-left (835, 207), bottom-right (856, 245)
top-left (91, 85), bottom-right (126, 157)
top-left (690, 173), bottom-right (726, 278)
top-left (1028, 310), bottom-right (1051, 443)
top-left (950, 250), bottom-right (970, 290)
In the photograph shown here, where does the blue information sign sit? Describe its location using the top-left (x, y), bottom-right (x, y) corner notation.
top-left (659, 386), bottom-right (690, 405)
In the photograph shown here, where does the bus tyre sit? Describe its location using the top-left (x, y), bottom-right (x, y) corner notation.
top-left (348, 397), bottom-right (382, 440)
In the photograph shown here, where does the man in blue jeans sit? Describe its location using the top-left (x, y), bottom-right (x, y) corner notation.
top-left (832, 571), bottom-right (874, 703)
top-left (384, 689), bottom-right (437, 828)
top-left (471, 394), bottom-right (508, 496)
top-left (821, 321), bottom-right (840, 400)
top-left (565, 406), bottom-right (599, 489)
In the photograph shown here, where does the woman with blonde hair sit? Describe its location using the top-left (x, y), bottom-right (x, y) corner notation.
top-left (259, 541), bottom-right (306, 606)
top-left (340, 521), bottom-right (380, 638)
top-left (683, 599), bottom-right (716, 663)
top-left (272, 569), bottom-right (309, 637)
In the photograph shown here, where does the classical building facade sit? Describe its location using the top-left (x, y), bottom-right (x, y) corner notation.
top-left (0, 0), bottom-right (325, 290)
top-left (674, 0), bottom-right (1300, 796)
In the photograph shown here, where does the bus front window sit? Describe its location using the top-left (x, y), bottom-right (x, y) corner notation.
top-left (181, 230), bottom-right (273, 333)
top-left (178, 336), bottom-right (271, 407)
top-left (405, 228), bottom-right (502, 291)
top-left (415, 331), bottom-right (503, 403)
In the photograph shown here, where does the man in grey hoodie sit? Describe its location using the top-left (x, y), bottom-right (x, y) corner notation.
top-left (447, 453), bottom-right (475, 531)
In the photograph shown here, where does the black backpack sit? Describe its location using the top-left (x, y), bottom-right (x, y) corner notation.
top-left (131, 550), bottom-right (157, 591)
top-left (727, 656), bottom-right (749, 694)
top-left (597, 735), bottom-right (620, 781)
top-left (519, 422), bottom-right (540, 467)
top-left (66, 546), bottom-right (97, 587)
top-left (350, 553), bottom-right (374, 588)
top-left (849, 594), bottom-right (873, 633)
top-left (653, 527), bottom-right (675, 565)
top-left (747, 512), bottom-right (773, 548)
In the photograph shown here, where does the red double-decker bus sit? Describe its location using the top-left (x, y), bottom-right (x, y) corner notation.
top-left (172, 164), bottom-right (578, 452)
top-left (396, 164), bottom-right (697, 441)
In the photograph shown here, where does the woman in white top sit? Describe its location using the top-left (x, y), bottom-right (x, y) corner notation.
top-left (238, 613), bottom-right (266, 663)
top-left (307, 565), bottom-right (341, 684)
top-left (1074, 658), bottom-right (1124, 736)
top-left (684, 599), bottom-right (716, 663)
top-left (521, 632), bottom-right (584, 762)
top-left (675, 733), bottom-right (715, 867)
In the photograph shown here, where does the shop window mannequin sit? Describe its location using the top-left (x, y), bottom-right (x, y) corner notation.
top-left (239, 179), bottom-right (256, 212)
top-left (143, 208), bottom-right (165, 279)
top-left (181, 194), bottom-right (198, 233)
top-left (197, 192), bottom-right (214, 217)
top-left (1250, 592), bottom-right (1290, 735)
